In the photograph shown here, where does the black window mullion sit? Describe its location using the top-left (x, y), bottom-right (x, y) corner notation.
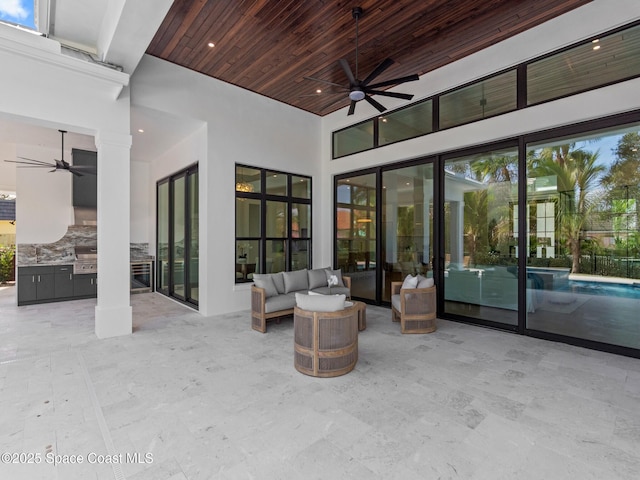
top-left (517, 64), bottom-right (527, 109)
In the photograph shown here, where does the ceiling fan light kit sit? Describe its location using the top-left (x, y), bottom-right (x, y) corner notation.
top-left (304, 6), bottom-right (420, 116)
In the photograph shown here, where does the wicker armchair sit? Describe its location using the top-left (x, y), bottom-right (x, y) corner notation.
top-left (390, 281), bottom-right (437, 333)
top-left (294, 304), bottom-right (359, 377)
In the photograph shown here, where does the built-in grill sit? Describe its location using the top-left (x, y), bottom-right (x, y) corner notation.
top-left (74, 245), bottom-right (97, 274)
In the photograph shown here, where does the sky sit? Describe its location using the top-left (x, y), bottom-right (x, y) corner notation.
top-left (0, 0), bottom-right (35, 29)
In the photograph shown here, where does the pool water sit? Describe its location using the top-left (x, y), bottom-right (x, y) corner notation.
top-left (562, 280), bottom-right (640, 299)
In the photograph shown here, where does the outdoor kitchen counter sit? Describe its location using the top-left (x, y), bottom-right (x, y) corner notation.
top-left (16, 264), bottom-right (97, 306)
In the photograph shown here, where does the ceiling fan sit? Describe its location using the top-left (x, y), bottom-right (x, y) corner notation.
top-left (304, 6), bottom-right (420, 116)
top-left (3, 129), bottom-right (96, 176)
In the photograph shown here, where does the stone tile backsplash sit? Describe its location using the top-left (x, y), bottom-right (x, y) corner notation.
top-left (18, 226), bottom-right (152, 265)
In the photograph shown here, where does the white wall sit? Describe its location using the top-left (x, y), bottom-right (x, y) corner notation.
top-left (131, 56), bottom-right (322, 315)
top-left (130, 160), bottom-right (150, 244)
top-left (148, 124), bottom-right (207, 257)
top-left (14, 144), bottom-right (73, 244)
top-left (0, 143), bottom-right (17, 193)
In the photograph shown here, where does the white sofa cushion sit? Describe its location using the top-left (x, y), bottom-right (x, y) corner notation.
top-left (391, 294), bottom-right (401, 312)
top-left (416, 275), bottom-right (434, 288)
top-left (295, 293), bottom-right (346, 312)
top-left (401, 274), bottom-right (419, 289)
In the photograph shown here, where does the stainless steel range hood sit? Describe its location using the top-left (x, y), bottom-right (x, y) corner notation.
top-left (73, 206), bottom-right (97, 226)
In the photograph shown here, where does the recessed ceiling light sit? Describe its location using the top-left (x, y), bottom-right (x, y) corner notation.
top-left (208, 42), bottom-right (215, 48)
top-left (137, 129), bottom-right (144, 133)
top-left (593, 45), bottom-right (601, 51)
top-left (316, 89), bottom-right (322, 94)
top-left (592, 39), bottom-right (600, 43)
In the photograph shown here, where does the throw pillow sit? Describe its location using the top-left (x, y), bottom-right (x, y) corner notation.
top-left (295, 293), bottom-right (346, 312)
top-left (252, 274), bottom-right (278, 298)
top-left (416, 275), bottom-right (435, 289)
top-left (324, 268), bottom-right (345, 287)
top-left (271, 272), bottom-right (286, 294)
top-left (401, 274), bottom-right (419, 290)
top-left (308, 268), bottom-right (328, 289)
top-left (283, 269), bottom-right (309, 293)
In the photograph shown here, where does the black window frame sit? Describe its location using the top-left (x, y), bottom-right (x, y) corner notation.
top-left (235, 164), bottom-right (312, 283)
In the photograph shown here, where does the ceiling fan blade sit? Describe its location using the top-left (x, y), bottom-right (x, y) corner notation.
top-left (347, 100), bottom-right (357, 116)
top-left (303, 76), bottom-right (348, 89)
top-left (365, 95), bottom-right (387, 113)
top-left (16, 156), bottom-right (57, 166)
top-left (339, 58), bottom-right (357, 85)
top-left (367, 74), bottom-right (420, 90)
top-left (361, 58), bottom-right (394, 86)
top-left (67, 168), bottom-right (85, 177)
top-left (12, 164), bottom-right (55, 169)
top-left (365, 90), bottom-right (414, 101)
top-left (68, 165), bottom-right (97, 175)
top-left (4, 159), bottom-right (56, 167)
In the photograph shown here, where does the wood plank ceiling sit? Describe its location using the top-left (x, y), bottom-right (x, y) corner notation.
top-left (147, 0), bottom-right (592, 117)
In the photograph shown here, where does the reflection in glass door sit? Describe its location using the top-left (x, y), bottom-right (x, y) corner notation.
top-left (187, 170), bottom-right (199, 302)
top-left (336, 173), bottom-right (377, 301)
top-left (157, 180), bottom-right (169, 295)
top-left (443, 147), bottom-right (519, 327)
top-left (382, 163), bottom-right (434, 302)
top-left (173, 175), bottom-right (186, 300)
top-left (525, 126), bottom-right (640, 350)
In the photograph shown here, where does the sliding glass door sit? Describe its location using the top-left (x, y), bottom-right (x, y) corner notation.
top-left (336, 172), bottom-right (377, 301)
top-left (381, 163), bottom-right (434, 302)
top-left (525, 123), bottom-right (640, 350)
top-left (157, 180), bottom-right (170, 294)
top-left (442, 146), bottom-right (519, 327)
top-left (333, 113), bottom-right (640, 357)
top-left (156, 164), bottom-right (199, 308)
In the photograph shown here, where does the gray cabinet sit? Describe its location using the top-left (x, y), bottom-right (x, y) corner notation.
top-left (74, 274), bottom-right (97, 297)
top-left (18, 266), bottom-right (55, 305)
top-left (17, 265), bottom-right (98, 305)
top-left (72, 149), bottom-right (97, 208)
top-left (54, 265), bottom-right (74, 298)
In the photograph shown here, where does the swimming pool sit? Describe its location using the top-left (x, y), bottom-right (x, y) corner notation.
top-left (561, 280), bottom-right (640, 299)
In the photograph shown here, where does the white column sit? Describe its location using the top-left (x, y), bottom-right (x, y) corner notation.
top-left (94, 130), bottom-right (133, 338)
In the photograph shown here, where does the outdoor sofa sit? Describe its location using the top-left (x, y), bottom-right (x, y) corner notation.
top-left (251, 267), bottom-right (351, 332)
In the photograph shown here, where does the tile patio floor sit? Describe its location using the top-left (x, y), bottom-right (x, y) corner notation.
top-left (1, 285), bottom-right (639, 479)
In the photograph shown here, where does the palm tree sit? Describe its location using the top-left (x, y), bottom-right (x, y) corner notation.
top-left (529, 145), bottom-right (604, 273)
top-left (472, 153), bottom-right (518, 183)
top-left (463, 189), bottom-right (488, 266)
